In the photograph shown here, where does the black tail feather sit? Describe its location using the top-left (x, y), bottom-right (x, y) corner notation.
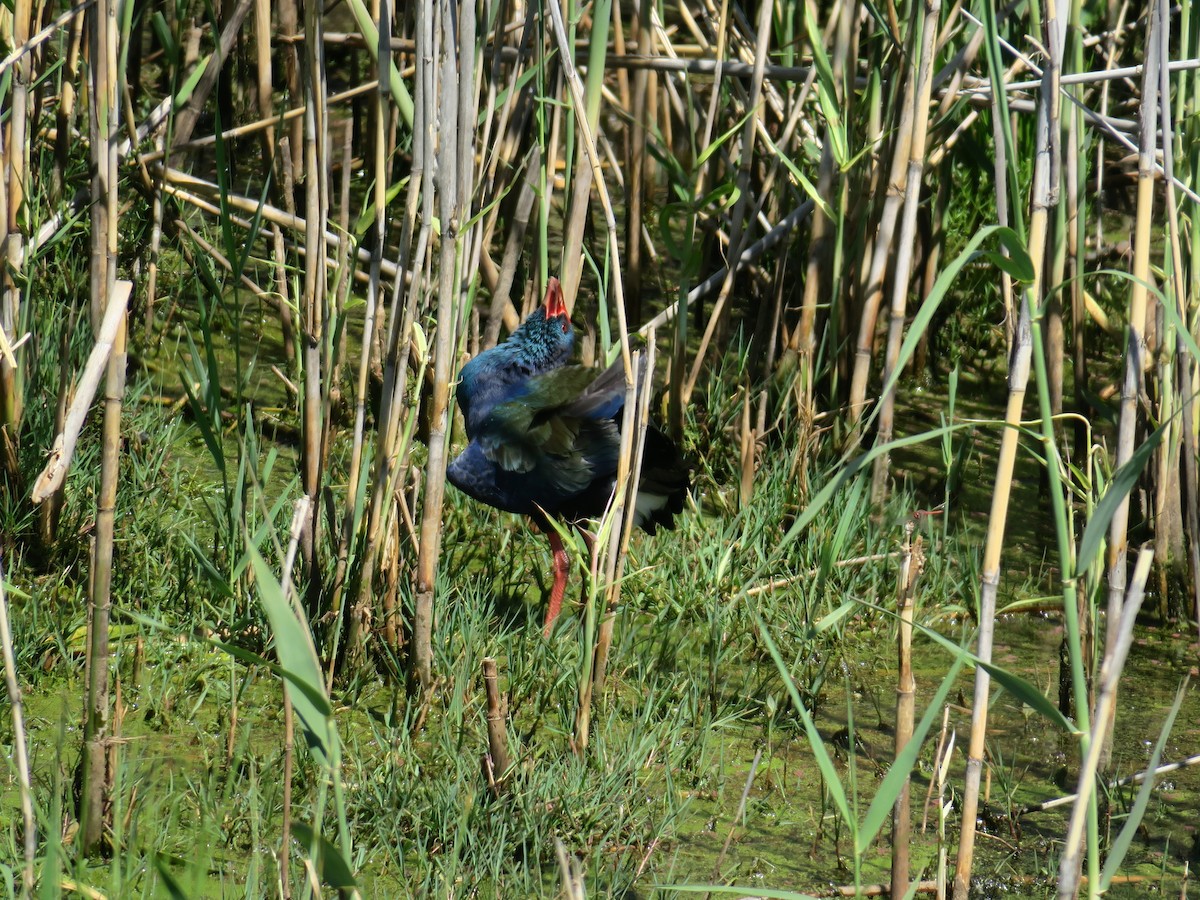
top-left (634, 425), bottom-right (690, 533)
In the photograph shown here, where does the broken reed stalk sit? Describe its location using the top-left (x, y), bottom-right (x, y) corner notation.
top-left (1101, 1), bottom-right (1160, 768)
top-left (168, 0), bottom-right (255, 152)
top-left (30, 282), bottom-right (131, 503)
top-left (871, 0), bottom-right (941, 502)
top-left (1021, 752), bottom-right (1200, 816)
top-left (891, 522), bottom-right (921, 899)
top-left (481, 657), bottom-right (510, 795)
top-left (1056, 545), bottom-right (1153, 900)
top-left (925, 710), bottom-right (956, 900)
top-left (954, 15), bottom-right (1057, 891)
top-left (82, 295), bottom-right (127, 855)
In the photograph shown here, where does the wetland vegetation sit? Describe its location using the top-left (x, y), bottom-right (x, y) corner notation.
top-left (1, 0), bottom-right (1199, 898)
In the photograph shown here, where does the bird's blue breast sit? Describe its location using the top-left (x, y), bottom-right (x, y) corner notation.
top-left (447, 442), bottom-right (555, 518)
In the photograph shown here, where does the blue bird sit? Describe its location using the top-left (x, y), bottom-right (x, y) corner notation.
top-left (447, 277), bottom-right (689, 634)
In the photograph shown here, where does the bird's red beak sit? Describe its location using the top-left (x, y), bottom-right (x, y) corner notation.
top-left (544, 277), bottom-right (568, 329)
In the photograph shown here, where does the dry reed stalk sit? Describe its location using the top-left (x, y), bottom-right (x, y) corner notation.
top-left (953, 7), bottom-right (1059, 889)
top-left (544, 2), bottom-right (646, 707)
top-left (277, 0), bottom-right (304, 178)
top-left (482, 657), bottom-right (510, 795)
top-left (1101, 0), bottom-right (1160, 767)
top-left (83, 306), bottom-right (127, 854)
top-left (933, 718), bottom-right (956, 900)
top-left (575, 349), bottom-right (642, 752)
top-left (253, 0), bottom-right (273, 163)
top-left (52, 2), bottom-right (85, 199)
top-left (133, 82), bottom-right (378, 162)
top-left (332, 119), bottom-right (355, 384)
top-left (168, 0), bottom-right (254, 152)
top-left (678, 0), bottom-right (774, 408)
top-left (871, 0), bottom-right (942, 502)
top-left (558, 0), bottom-right (611, 309)
top-left (79, 0), bottom-right (122, 852)
top-left (30, 281), bottom-right (131, 503)
top-left (483, 145), bottom-right (540, 347)
top-left (352, 4), bottom-right (434, 674)
top-left (332, 0), bottom-right (393, 671)
top-left (0, 0), bottom-right (32, 477)
top-left (297, 0), bottom-right (330, 613)
top-left (846, 12), bottom-right (922, 433)
top-left (0, 552), bottom-right (34, 896)
top-left (1151, 1), bottom-right (1188, 598)
top-left (891, 523), bottom-right (922, 898)
top-left (413, 0), bottom-right (478, 695)
top-left (1159, 1), bottom-right (1200, 629)
top-left (640, 200), bottom-right (813, 333)
top-left (545, 0), bottom-right (631, 368)
top-left (407, 0), bottom-right (445, 695)
top-left (738, 382), bottom-right (755, 506)
top-left (922, 707), bottom-right (950, 833)
top-left (591, 332), bottom-right (656, 697)
top-left (1021, 753), bottom-right (1200, 816)
top-left (155, 168), bottom-right (401, 285)
top-left (623, 0), bottom-right (654, 325)
top-left (1055, 546), bottom-right (1153, 900)
top-left (796, 0), bottom-right (856, 407)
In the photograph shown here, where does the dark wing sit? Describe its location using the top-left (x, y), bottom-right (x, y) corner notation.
top-left (477, 364), bottom-right (623, 498)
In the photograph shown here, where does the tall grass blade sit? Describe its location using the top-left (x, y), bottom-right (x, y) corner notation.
top-left (247, 547), bottom-right (332, 765)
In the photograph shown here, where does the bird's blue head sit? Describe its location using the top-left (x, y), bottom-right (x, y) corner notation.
top-left (505, 276), bottom-right (573, 372)
top-left (457, 277), bottom-right (574, 422)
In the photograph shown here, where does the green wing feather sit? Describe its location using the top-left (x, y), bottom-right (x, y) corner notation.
top-left (478, 366), bottom-right (607, 493)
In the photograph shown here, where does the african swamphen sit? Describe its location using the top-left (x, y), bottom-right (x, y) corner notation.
top-left (447, 277), bottom-right (689, 634)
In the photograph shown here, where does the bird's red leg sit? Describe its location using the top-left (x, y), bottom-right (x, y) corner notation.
top-left (544, 530), bottom-right (571, 636)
